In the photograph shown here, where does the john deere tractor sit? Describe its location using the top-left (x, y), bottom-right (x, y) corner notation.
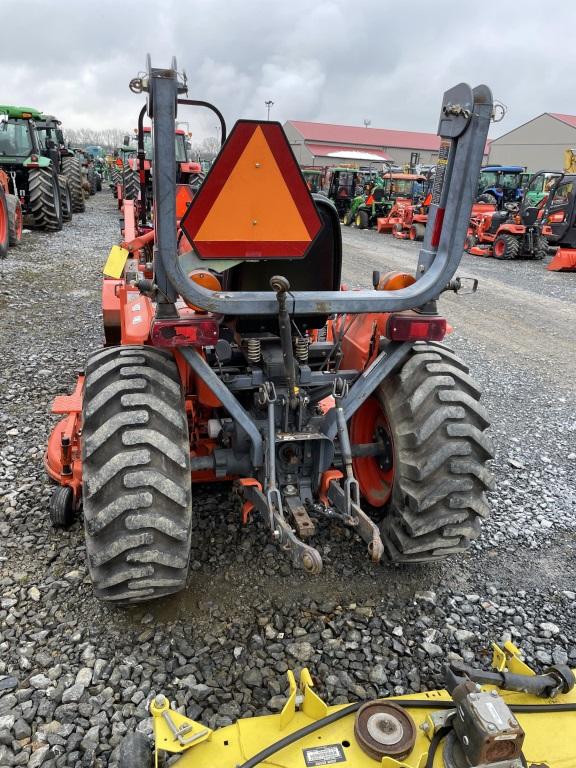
top-left (0, 105), bottom-right (63, 231)
top-left (35, 113), bottom-right (85, 213)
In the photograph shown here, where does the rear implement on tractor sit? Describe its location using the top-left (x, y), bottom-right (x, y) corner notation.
top-left (117, 641), bottom-right (576, 768)
top-left (45, 58), bottom-right (494, 606)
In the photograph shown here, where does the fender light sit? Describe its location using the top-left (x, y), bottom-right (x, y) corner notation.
top-left (387, 314), bottom-right (447, 342)
top-left (151, 317), bottom-right (219, 347)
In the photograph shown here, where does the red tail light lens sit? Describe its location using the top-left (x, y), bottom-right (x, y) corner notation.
top-left (548, 211), bottom-right (566, 223)
top-left (151, 317), bottom-right (219, 347)
top-left (387, 314), bottom-right (447, 342)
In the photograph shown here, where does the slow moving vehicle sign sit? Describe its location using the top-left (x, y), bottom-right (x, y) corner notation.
top-left (181, 120), bottom-right (322, 259)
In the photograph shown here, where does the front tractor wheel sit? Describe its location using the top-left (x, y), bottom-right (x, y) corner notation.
top-left (350, 342), bottom-right (493, 561)
top-left (492, 233), bottom-right (520, 260)
top-left (410, 223), bottom-right (425, 241)
top-left (355, 209), bottom-right (369, 229)
top-left (82, 346), bottom-right (192, 604)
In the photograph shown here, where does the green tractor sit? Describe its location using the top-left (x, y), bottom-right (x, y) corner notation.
top-left (0, 105), bottom-right (64, 231)
top-left (353, 173), bottom-right (427, 229)
top-left (35, 114), bottom-right (85, 213)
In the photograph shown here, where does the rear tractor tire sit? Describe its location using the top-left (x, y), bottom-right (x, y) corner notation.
top-left (58, 175), bottom-right (73, 222)
top-left (492, 233), bottom-right (520, 260)
top-left (123, 169), bottom-right (139, 201)
top-left (81, 346), bottom-right (192, 604)
top-left (28, 168), bottom-right (63, 232)
top-left (530, 233), bottom-right (548, 261)
top-left (7, 194), bottom-right (23, 246)
top-left (350, 342), bottom-right (493, 561)
top-left (118, 732), bottom-right (152, 768)
top-left (342, 210), bottom-right (354, 226)
top-left (410, 223), bottom-right (425, 241)
top-left (62, 155), bottom-right (85, 213)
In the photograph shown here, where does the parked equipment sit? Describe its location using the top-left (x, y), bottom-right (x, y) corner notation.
top-left (35, 114), bottom-right (85, 214)
top-left (476, 165), bottom-right (529, 209)
top-left (465, 171), bottom-right (559, 260)
top-left (0, 105), bottom-right (63, 231)
top-left (544, 173), bottom-right (576, 271)
top-left (117, 641), bottom-right (576, 768)
top-left (45, 59), bottom-right (493, 605)
top-left (357, 174), bottom-right (427, 230)
top-left (0, 168), bottom-right (22, 256)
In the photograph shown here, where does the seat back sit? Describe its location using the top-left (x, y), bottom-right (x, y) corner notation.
top-left (224, 195), bottom-right (342, 333)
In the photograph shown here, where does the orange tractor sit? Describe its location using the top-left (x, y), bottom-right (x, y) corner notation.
top-left (45, 60), bottom-right (494, 605)
top-left (0, 168), bottom-right (23, 257)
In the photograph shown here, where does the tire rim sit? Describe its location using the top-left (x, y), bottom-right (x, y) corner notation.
top-left (494, 239), bottom-right (506, 257)
top-left (349, 397), bottom-right (394, 507)
top-left (409, 226), bottom-right (417, 240)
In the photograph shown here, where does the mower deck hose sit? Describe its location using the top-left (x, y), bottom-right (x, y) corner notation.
top-left (235, 698), bottom-right (576, 768)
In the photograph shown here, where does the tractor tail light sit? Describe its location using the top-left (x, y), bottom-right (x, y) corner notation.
top-left (548, 211), bottom-right (566, 223)
top-left (387, 314), bottom-right (447, 342)
top-left (151, 317), bottom-right (219, 347)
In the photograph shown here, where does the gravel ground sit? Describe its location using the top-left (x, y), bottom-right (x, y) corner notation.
top-left (0, 194), bottom-right (575, 767)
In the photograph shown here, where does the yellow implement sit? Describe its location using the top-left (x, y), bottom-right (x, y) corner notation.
top-left (124, 642), bottom-right (576, 768)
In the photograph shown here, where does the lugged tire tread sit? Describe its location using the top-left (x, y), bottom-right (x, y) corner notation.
top-left (82, 345), bottom-right (191, 604)
top-left (62, 156), bottom-right (85, 213)
top-left (374, 343), bottom-right (493, 561)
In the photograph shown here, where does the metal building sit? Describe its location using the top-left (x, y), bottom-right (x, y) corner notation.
top-left (488, 113), bottom-right (576, 171)
top-left (283, 120), bottom-right (444, 169)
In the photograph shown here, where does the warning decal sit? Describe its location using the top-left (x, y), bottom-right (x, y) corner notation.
top-left (302, 744), bottom-right (346, 766)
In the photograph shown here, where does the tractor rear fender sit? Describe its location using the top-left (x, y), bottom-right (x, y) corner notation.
top-left (23, 155), bottom-right (51, 169)
top-left (496, 223), bottom-right (524, 235)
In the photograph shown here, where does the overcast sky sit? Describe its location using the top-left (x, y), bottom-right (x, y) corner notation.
top-left (1, 0), bottom-right (575, 143)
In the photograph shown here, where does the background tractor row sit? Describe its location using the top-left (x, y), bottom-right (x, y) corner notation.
top-left (0, 105), bottom-right (92, 235)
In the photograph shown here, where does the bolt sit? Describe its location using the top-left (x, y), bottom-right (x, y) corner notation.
top-left (420, 722), bottom-right (430, 732)
top-left (252, 220), bottom-right (258, 225)
top-left (462, 736), bottom-right (469, 746)
top-left (284, 484), bottom-right (297, 495)
top-left (272, 529), bottom-right (280, 540)
top-left (487, 723), bottom-right (496, 731)
top-left (255, 162), bottom-right (261, 168)
top-left (490, 690), bottom-right (499, 697)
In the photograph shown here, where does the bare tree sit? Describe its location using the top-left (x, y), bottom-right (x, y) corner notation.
top-left (63, 127), bottom-right (132, 152)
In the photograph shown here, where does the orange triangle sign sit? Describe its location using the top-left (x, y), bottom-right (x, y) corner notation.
top-left (181, 121), bottom-right (322, 259)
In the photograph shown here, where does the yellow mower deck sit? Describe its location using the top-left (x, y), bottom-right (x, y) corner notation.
top-left (150, 644), bottom-right (576, 768)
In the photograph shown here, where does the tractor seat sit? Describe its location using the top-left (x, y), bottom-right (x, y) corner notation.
top-left (223, 195), bottom-right (342, 333)
top-left (487, 210), bottom-right (509, 233)
top-left (372, 187), bottom-right (385, 202)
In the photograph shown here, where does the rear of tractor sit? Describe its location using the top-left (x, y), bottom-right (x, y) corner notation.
top-left (35, 114), bottom-right (85, 214)
top-left (0, 105), bottom-right (64, 232)
top-left (45, 61), bottom-right (494, 606)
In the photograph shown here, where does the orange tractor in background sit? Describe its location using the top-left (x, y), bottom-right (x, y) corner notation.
top-left (45, 61), bottom-right (494, 606)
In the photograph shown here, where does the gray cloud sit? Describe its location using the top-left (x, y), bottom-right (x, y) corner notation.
top-left (1, 0), bottom-right (575, 142)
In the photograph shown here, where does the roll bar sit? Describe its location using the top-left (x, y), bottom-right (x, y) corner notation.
top-left (143, 58), bottom-right (493, 316)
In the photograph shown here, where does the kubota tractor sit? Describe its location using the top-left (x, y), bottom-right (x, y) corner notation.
top-left (465, 170), bottom-right (559, 260)
top-left (45, 60), bottom-right (494, 606)
top-left (35, 113), bottom-right (85, 214)
top-left (0, 105), bottom-right (64, 231)
top-left (0, 168), bottom-right (22, 257)
top-left (355, 174), bottom-right (427, 230)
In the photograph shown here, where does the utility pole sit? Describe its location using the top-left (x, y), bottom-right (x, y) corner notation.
top-left (265, 100), bottom-right (274, 121)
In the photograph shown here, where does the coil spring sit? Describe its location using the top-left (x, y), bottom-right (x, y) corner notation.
top-left (246, 338), bottom-right (261, 363)
top-left (294, 336), bottom-right (309, 363)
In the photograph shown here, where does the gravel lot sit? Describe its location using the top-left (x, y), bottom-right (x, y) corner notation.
top-left (0, 193), bottom-right (575, 767)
